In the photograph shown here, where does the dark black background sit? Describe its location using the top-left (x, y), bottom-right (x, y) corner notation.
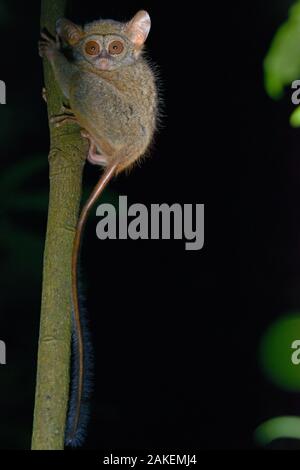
top-left (0, 0), bottom-right (299, 451)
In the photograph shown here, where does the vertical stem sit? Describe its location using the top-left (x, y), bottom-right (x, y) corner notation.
top-left (31, 0), bottom-right (88, 450)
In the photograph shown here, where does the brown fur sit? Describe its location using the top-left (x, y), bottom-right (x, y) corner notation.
top-left (40, 10), bottom-right (158, 173)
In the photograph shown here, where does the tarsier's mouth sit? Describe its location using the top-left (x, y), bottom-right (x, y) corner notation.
top-left (96, 58), bottom-right (110, 70)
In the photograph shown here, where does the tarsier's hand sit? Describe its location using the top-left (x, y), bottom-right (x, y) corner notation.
top-left (38, 29), bottom-right (60, 60)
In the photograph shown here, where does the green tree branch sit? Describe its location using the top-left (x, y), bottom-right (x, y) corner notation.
top-left (31, 0), bottom-right (88, 450)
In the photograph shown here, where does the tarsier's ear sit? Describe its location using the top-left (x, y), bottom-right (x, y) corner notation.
top-left (56, 18), bottom-right (84, 45)
top-left (125, 10), bottom-right (151, 48)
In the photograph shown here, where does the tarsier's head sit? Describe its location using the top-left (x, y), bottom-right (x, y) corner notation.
top-left (56, 11), bottom-right (151, 72)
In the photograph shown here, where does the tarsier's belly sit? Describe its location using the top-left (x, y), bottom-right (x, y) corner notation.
top-left (69, 69), bottom-right (156, 169)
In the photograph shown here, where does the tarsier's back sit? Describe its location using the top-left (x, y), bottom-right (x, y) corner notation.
top-left (57, 11), bottom-right (158, 172)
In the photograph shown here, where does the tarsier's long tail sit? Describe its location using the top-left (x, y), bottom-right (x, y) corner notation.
top-left (65, 163), bottom-right (118, 447)
top-left (65, 285), bottom-right (93, 447)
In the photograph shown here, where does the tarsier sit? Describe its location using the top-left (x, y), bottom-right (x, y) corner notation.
top-left (39, 10), bottom-right (158, 446)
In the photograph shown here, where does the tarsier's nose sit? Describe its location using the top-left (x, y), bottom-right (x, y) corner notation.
top-left (97, 51), bottom-right (110, 69)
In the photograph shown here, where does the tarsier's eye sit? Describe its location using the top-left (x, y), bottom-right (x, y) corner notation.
top-left (108, 40), bottom-right (124, 55)
top-left (85, 41), bottom-right (100, 56)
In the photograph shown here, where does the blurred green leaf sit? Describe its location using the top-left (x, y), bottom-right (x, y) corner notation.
top-left (0, 155), bottom-right (48, 285)
top-left (5, 193), bottom-right (49, 212)
top-left (0, 2), bottom-right (11, 27)
top-left (264, 1), bottom-right (300, 99)
top-left (259, 314), bottom-right (300, 391)
top-left (0, 155), bottom-right (46, 195)
top-left (290, 106), bottom-right (300, 126)
top-left (255, 416), bottom-right (300, 446)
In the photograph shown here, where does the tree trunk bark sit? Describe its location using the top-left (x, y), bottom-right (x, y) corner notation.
top-left (31, 0), bottom-right (88, 450)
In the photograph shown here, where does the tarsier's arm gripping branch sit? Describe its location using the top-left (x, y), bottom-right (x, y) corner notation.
top-left (39, 10), bottom-right (158, 447)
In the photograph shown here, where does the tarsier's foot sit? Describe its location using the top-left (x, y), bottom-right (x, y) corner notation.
top-left (38, 29), bottom-right (60, 60)
top-left (50, 105), bottom-right (77, 127)
top-left (50, 114), bottom-right (77, 127)
top-left (42, 87), bottom-right (47, 103)
top-left (61, 103), bottom-right (72, 112)
top-left (81, 130), bottom-right (108, 166)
